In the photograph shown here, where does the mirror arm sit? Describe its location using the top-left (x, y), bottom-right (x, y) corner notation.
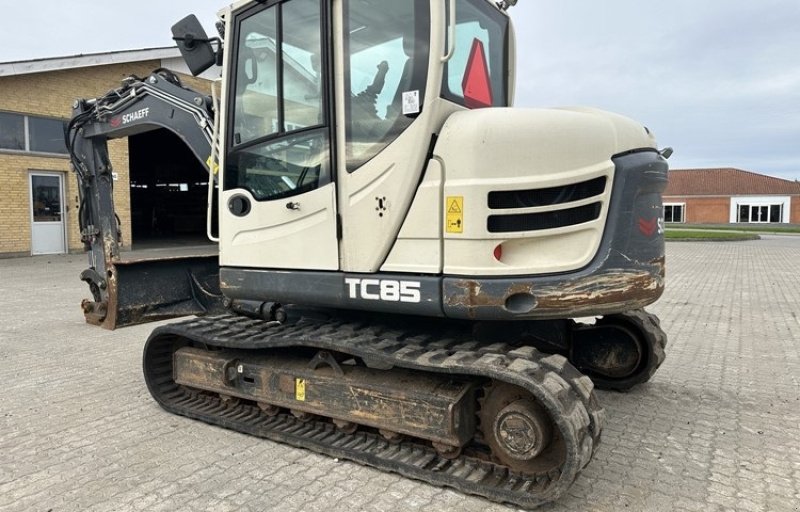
top-left (172, 36), bottom-right (222, 51)
top-left (173, 36), bottom-right (224, 68)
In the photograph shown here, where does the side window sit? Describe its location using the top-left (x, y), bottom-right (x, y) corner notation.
top-left (233, 128), bottom-right (329, 202)
top-left (0, 112), bottom-right (68, 154)
top-left (0, 112), bottom-right (25, 151)
top-left (226, 0), bottom-right (331, 201)
top-left (233, 7), bottom-right (278, 146)
top-left (29, 117), bottom-right (67, 154)
top-left (344, 0), bottom-right (430, 172)
top-left (443, 0), bottom-right (509, 108)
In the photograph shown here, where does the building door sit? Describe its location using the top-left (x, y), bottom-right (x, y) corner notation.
top-left (737, 203), bottom-right (785, 223)
top-left (30, 172), bottom-right (66, 255)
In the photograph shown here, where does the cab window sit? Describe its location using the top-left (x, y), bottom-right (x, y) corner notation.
top-left (225, 0), bottom-right (331, 201)
top-left (443, 0), bottom-right (509, 108)
top-left (344, 0), bottom-right (430, 172)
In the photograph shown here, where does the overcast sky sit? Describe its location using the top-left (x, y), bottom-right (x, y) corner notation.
top-left (2, 1), bottom-right (799, 180)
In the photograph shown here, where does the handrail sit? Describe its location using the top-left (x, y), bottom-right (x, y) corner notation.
top-left (441, 0), bottom-right (457, 62)
top-left (207, 77), bottom-right (222, 243)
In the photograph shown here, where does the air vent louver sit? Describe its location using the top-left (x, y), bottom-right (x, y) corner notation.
top-left (487, 203), bottom-right (602, 233)
top-left (488, 177), bottom-right (606, 210)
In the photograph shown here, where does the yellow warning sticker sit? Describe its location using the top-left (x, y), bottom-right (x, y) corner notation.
top-left (206, 155), bottom-right (220, 175)
top-left (446, 196), bottom-right (464, 234)
top-left (295, 378), bottom-right (306, 401)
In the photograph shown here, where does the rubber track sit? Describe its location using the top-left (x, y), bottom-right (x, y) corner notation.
top-left (587, 309), bottom-right (668, 391)
top-left (143, 314), bottom-right (604, 509)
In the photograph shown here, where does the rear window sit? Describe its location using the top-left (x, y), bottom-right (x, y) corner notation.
top-left (442, 0), bottom-right (509, 108)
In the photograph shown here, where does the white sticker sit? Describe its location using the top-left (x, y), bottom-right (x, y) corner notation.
top-left (111, 172), bottom-right (119, 181)
top-left (402, 90), bottom-right (420, 115)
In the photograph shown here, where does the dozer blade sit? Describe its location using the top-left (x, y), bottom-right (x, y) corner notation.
top-left (81, 254), bottom-right (225, 330)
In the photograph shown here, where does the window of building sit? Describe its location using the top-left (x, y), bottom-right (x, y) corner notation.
top-left (737, 203), bottom-right (784, 223)
top-left (664, 203), bottom-right (685, 223)
top-left (0, 111), bottom-right (68, 155)
top-left (29, 117), bottom-right (68, 154)
top-left (0, 112), bottom-right (25, 151)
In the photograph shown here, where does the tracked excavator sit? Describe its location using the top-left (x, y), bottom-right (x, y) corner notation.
top-left (67, 0), bottom-right (670, 507)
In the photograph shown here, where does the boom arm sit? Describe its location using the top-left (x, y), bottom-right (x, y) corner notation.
top-left (67, 69), bottom-right (224, 329)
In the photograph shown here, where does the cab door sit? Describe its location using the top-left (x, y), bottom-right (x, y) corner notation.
top-left (335, 0), bottom-right (439, 273)
top-left (219, 0), bottom-right (338, 270)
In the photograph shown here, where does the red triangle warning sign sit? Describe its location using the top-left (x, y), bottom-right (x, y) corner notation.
top-left (462, 38), bottom-right (493, 109)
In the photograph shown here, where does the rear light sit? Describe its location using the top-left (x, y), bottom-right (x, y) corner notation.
top-left (493, 244), bottom-right (503, 261)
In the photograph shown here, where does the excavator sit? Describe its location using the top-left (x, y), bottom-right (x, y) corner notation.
top-left (67, 0), bottom-right (670, 507)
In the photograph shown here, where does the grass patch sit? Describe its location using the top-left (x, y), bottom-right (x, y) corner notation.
top-left (666, 230), bottom-right (760, 241)
top-left (671, 224), bottom-right (800, 234)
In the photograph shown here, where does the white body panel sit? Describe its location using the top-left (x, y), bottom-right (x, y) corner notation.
top-left (433, 107), bottom-right (656, 276)
top-left (219, 184), bottom-right (339, 269)
top-left (380, 159), bottom-right (444, 273)
top-left (337, 103), bottom-right (459, 272)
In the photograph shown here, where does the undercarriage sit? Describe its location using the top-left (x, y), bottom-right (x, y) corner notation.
top-left (143, 308), bottom-right (665, 507)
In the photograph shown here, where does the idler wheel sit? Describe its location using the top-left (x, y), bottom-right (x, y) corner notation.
top-left (570, 309), bottom-right (667, 390)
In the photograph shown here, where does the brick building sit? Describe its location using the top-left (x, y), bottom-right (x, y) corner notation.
top-left (0, 48), bottom-right (214, 257)
top-left (664, 168), bottom-right (800, 225)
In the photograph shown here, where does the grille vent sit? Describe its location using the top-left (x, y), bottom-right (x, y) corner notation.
top-left (487, 203), bottom-right (602, 233)
top-left (488, 177), bottom-right (606, 210)
top-left (486, 176), bottom-right (607, 234)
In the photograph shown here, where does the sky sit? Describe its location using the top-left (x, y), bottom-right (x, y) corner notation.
top-left (1, 1), bottom-right (799, 181)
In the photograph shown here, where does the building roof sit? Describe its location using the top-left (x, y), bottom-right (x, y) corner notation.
top-left (0, 47), bottom-right (187, 77)
top-left (665, 168), bottom-right (800, 196)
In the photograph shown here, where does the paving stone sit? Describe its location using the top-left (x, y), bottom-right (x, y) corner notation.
top-left (1, 236), bottom-right (799, 511)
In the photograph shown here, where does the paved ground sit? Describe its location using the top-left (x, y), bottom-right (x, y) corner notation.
top-left (1, 237), bottom-right (799, 512)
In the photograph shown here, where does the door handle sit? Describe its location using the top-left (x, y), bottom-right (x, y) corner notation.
top-left (286, 202), bottom-right (300, 211)
top-left (228, 195), bottom-right (251, 217)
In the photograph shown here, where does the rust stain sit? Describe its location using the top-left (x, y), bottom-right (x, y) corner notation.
top-left (446, 257), bottom-right (665, 317)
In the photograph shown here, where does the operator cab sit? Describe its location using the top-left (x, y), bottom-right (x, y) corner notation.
top-left (173, 0), bottom-right (512, 274)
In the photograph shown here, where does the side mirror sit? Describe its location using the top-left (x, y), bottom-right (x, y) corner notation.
top-left (172, 14), bottom-right (218, 76)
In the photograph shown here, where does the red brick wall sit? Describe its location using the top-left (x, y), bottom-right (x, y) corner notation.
top-left (665, 195), bottom-right (800, 224)
top-left (665, 196), bottom-right (730, 224)
top-left (686, 198), bottom-right (731, 223)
